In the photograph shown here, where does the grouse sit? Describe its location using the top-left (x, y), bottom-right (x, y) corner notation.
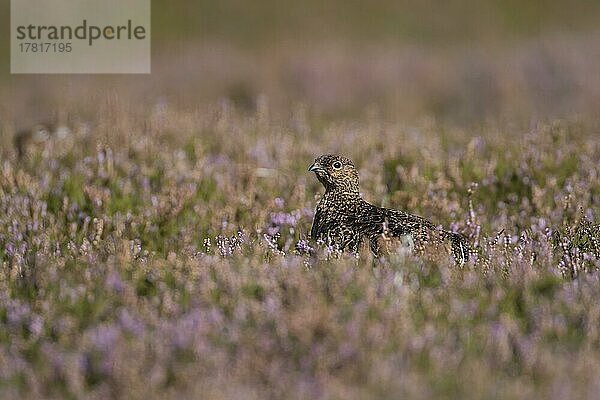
top-left (309, 154), bottom-right (470, 264)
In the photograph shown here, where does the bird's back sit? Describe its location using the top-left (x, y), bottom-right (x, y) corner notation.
top-left (385, 207), bottom-right (470, 264)
top-left (352, 202), bottom-right (470, 264)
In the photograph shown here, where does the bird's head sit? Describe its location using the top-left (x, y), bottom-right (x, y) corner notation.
top-left (309, 154), bottom-right (360, 194)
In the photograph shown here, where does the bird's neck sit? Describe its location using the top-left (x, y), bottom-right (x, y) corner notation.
top-left (323, 187), bottom-right (361, 203)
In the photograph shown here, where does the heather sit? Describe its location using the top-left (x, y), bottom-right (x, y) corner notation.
top-left (0, 98), bottom-right (599, 398)
top-left (2, 2), bottom-right (600, 399)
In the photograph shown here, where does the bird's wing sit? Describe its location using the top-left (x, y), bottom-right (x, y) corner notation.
top-left (383, 208), bottom-right (438, 236)
top-left (347, 204), bottom-right (434, 236)
top-left (351, 202), bottom-right (470, 264)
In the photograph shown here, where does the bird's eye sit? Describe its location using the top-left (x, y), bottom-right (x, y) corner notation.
top-left (332, 161), bottom-right (343, 170)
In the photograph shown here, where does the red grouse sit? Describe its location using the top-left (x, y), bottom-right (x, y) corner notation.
top-left (309, 154), bottom-right (470, 264)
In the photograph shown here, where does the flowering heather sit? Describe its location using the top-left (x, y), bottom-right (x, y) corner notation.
top-left (1, 37), bottom-right (600, 399)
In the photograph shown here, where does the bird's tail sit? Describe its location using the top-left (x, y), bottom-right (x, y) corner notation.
top-left (442, 231), bottom-right (470, 266)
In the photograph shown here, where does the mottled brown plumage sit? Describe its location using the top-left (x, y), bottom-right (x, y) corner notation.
top-left (309, 154), bottom-right (470, 264)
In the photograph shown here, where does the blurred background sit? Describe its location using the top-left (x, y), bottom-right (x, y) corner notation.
top-left (0, 0), bottom-right (599, 135)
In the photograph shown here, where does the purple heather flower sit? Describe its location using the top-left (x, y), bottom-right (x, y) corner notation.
top-left (29, 315), bottom-right (44, 337)
top-left (295, 239), bottom-right (313, 255)
top-left (170, 311), bottom-right (203, 349)
top-left (87, 324), bottom-right (121, 353)
top-left (7, 301), bottom-right (31, 327)
top-left (270, 211), bottom-right (298, 227)
top-left (105, 271), bottom-right (125, 293)
top-left (267, 226), bottom-right (280, 236)
top-left (118, 309), bottom-right (145, 336)
top-left (5, 243), bottom-right (15, 257)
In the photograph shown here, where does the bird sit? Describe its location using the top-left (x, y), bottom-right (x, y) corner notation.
top-left (308, 154), bottom-right (470, 265)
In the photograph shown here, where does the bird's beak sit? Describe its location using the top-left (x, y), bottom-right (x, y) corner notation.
top-left (309, 162), bottom-right (324, 173)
